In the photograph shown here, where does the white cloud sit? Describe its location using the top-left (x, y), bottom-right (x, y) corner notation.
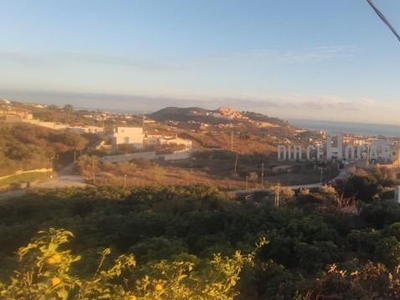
top-left (201, 45), bottom-right (361, 66)
top-left (0, 45), bottom-right (361, 72)
top-left (0, 51), bottom-right (181, 71)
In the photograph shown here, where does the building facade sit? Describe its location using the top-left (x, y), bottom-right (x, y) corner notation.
top-left (113, 127), bottom-right (144, 149)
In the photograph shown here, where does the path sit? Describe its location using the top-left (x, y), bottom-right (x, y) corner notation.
top-left (36, 163), bottom-right (87, 188)
top-left (0, 163), bottom-right (88, 199)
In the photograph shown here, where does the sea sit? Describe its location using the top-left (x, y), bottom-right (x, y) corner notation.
top-left (289, 119), bottom-right (400, 137)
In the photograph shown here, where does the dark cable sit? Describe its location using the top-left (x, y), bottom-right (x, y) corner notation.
top-left (366, 0), bottom-right (400, 44)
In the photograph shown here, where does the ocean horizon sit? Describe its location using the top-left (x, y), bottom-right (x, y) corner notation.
top-left (289, 119), bottom-right (400, 137)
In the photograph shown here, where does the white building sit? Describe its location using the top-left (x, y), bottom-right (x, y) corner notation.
top-left (143, 134), bottom-right (193, 150)
top-left (69, 126), bottom-right (104, 134)
top-left (113, 127), bottom-right (144, 149)
top-left (24, 120), bottom-right (69, 130)
top-left (143, 135), bottom-right (162, 146)
top-left (158, 136), bottom-right (193, 149)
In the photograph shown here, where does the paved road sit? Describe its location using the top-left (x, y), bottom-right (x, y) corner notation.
top-left (229, 182), bottom-right (323, 197)
top-left (230, 167), bottom-right (351, 197)
top-left (0, 163), bottom-right (88, 199)
top-left (285, 183), bottom-right (322, 190)
top-left (36, 163), bottom-right (87, 189)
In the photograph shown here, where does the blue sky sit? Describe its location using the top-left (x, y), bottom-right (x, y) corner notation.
top-left (1, 0), bottom-right (400, 124)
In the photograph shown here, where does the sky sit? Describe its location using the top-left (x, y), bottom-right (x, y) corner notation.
top-left (1, 0), bottom-right (400, 124)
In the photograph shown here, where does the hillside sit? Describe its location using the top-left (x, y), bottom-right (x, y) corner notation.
top-left (1, 100), bottom-right (326, 187)
top-left (150, 106), bottom-right (290, 127)
top-left (149, 106), bottom-right (209, 122)
top-left (148, 106), bottom-right (315, 154)
top-left (0, 123), bottom-right (88, 176)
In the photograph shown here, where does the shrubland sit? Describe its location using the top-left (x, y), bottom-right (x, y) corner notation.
top-left (1, 177), bottom-right (400, 298)
top-left (0, 123), bottom-right (88, 177)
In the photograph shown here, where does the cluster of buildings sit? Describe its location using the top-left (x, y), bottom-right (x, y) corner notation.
top-left (1, 100), bottom-right (192, 160)
top-left (277, 133), bottom-right (400, 167)
top-left (111, 126), bottom-right (192, 152)
top-left (189, 107), bottom-right (250, 121)
top-left (0, 100), bottom-right (33, 122)
top-left (26, 120), bottom-right (104, 134)
top-left (0, 100), bottom-right (105, 134)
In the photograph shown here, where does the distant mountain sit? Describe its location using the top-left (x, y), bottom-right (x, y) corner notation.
top-left (150, 106), bottom-right (292, 127)
top-left (150, 107), bottom-right (209, 122)
top-left (241, 111), bottom-right (289, 127)
top-left (147, 106), bottom-right (314, 153)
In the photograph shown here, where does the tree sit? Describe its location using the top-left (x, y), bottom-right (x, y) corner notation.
top-left (344, 175), bottom-right (379, 202)
top-left (63, 104), bottom-right (73, 113)
top-left (61, 132), bottom-right (87, 151)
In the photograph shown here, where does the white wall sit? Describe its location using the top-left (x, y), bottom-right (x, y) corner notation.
top-left (114, 127), bottom-right (144, 148)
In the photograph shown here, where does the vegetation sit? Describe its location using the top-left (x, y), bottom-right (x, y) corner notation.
top-left (0, 123), bottom-right (88, 177)
top-left (0, 228), bottom-right (255, 299)
top-left (0, 171), bottom-right (54, 192)
top-left (0, 174), bottom-right (400, 299)
top-left (76, 150), bottom-right (330, 189)
top-left (3, 103), bottom-right (400, 298)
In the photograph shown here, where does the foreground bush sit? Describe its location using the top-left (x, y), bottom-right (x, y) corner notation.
top-left (0, 228), bottom-right (255, 300)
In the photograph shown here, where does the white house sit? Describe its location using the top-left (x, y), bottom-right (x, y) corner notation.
top-left (113, 127), bottom-right (144, 149)
top-left (69, 126), bottom-right (104, 134)
top-left (143, 135), bottom-right (162, 146)
top-left (158, 136), bottom-right (193, 149)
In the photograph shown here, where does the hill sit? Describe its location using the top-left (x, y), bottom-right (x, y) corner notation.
top-left (149, 106), bottom-right (209, 122)
top-left (150, 106), bottom-right (289, 127)
top-left (148, 106), bottom-right (314, 154)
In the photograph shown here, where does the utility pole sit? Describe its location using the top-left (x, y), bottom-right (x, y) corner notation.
top-left (124, 174), bottom-right (127, 188)
top-left (142, 111), bottom-right (147, 138)
top-left (234, 152), bottom-right (239, 174)
top-left (275, 183), bottom-right (280, 208)
top-left (230, 130), bottom-right (234, 151)
top-left (92, 156), bottom-right (96, 184)
top-left (261, 162), bottom-right (265, 188)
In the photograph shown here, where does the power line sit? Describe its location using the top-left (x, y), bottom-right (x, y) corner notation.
top-left (366, 0), bottom-right (400, 44)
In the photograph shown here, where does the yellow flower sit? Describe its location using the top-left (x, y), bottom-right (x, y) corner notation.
top-left (50, 277), bottom-right (61, 286)
top-left (45, 254), bottom-right (61, 265)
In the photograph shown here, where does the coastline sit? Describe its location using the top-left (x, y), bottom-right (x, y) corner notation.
top-left (289, 119), bottom-right (400, 137)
